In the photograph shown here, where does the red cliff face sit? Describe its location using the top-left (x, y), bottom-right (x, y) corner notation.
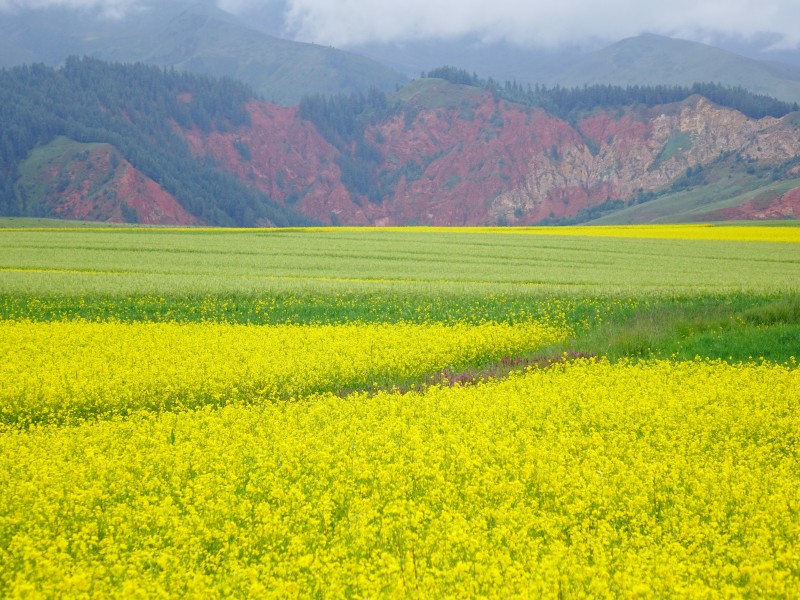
top-left (179, 91), bottom-right (800, 225)
top-left (366, 99), bottom-right (584, 225)
top-left (35, 143), bottom-right (200, 225)
top-left (182, 101), bottom-right (361, 224)
top-left (110, 161), bottom-right (202, 225)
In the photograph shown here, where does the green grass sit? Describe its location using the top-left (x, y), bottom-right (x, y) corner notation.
top-left (592, 161), bottom-right (800, 225)
top-left (0, 291), bottom-right (588, 325)
top-left (651, 131), bottom-right (692, 167)
top-left (547, 293), bottom-right (800, 362)
top-left (392, 78), bottom-right (487, 110)
top-left (0, 217), bottom-right (133, 228)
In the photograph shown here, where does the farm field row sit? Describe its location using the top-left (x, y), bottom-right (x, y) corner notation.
top-left (0, 319), bottom-right (567, 427)
top-left (2, 358), bottom-right (798, 597)
top-left (1, 224), bottom-right (799, 296)
top-left (1, 223), bottom-right (798, 597)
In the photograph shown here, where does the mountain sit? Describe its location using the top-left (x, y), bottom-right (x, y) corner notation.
top-left (2, 59), bottom-right (800, 226)
top-left (0, 2), bottom-right (406, 105)
top-left (348, 34), bottom-right (800, 107)
top-left (211, 79), bottom-right (800, 226)
top-left (0, 59), bottom-right (314, 226)
top-left (97, 3), bottom-right (407, 105)
top-left (235, 2), bottom-right (800, 100)
top-left (6, 2), bottom-right (800, 106)
top-left (15, 137), bottom-right (201, 225)
top-left (343, 37), bottom-right (586, 83)
top-left (553, 34), bottom-right (800, 103)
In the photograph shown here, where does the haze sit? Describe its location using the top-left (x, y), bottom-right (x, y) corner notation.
top-left (2, 0), bottom-right (800, 49)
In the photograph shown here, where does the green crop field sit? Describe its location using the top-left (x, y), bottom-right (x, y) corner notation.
top-left (1, 224), bottom-right (799, 295)
top-left (2, 222), bottom-right (799, 597)
top-left (2, 223), bottom-right (799, 361)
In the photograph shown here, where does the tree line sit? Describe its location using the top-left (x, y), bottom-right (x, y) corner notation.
top-left (425, 66), bottom-right (799, 120)
top-left (299, 89), bottom-right (396, 204)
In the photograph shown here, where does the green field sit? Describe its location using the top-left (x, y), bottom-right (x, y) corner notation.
top-left (2, 225), bottom-right (798, 295)
top-left (2, 223), bottom-right (799, 361)
top-left (592, 175), bottom-right (800, 224)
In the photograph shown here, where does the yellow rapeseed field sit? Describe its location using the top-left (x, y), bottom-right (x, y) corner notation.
top-left (2, 224), bottom-right (798, 597)
top-left (0, 319), bottom-right (568, 426)
top-left (7, 223), bottom-right (800, 243)
top-left (1, 358), bottom-right (798, 597)
top-left (362, 224), bottom-right (800, 243)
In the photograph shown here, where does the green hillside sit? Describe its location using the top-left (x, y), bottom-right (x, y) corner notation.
top-left (554, 34), bottom-right (800, 103)
top-left (14, 137), bottom-right (105, 217)
top-left (97, 3), bottom-right (407, 105)
top-left (588, 160), bottom-right (800, 224)
top-left (0, 2), bottom-right (406, 105)
top-left (0, 59), bottom-right (313, 226)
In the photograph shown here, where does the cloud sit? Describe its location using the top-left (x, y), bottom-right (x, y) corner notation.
top-left (216, 0), bottom-right (266, 13)
top-left (0, 0), bottom-right (142, 18)
top-left (3, 0), bottom-right (800, 48)
top-left (240, 0), bottom-right (800, 48)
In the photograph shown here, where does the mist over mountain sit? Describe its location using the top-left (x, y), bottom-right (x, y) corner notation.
top-left (221, 0), bottom-right (800, 51)
top-left (4, 1), bottom-right (800, 104)
top-left (341, 37), bottom-right (588, 83)
top-left (0, 0), bottom-right (407, 104)
top-left (707, 33), bottom-right (800, 67)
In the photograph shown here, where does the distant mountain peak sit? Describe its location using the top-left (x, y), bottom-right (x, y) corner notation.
top-left (0, 1), bottom-right (405, 104)
top-left (552, 33), bottom-right (800, 102)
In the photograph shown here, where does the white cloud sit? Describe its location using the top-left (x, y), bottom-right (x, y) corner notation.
top-left (3, 0), bottom-right (800, 48)
top-left (271, 0), bottom-right (800, 48)
top-left (216, 0), bottom-right (265, 13)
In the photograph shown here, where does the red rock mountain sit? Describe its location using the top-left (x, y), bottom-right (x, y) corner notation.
top-left (181, 84), bottom-right (800, 225)
top-left (25, 81), bottom-right (800, 225)
top-left (18, 139), bottom-right (201, 225)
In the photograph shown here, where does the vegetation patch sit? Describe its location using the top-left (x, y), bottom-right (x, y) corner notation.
top-left (651, 131), bottom-right (693, 168)
top-left (400, 350), bottom-right (596, 392)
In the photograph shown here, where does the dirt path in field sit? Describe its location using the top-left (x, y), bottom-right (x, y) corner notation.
top-left (337, 351), bottom-right (595, 398)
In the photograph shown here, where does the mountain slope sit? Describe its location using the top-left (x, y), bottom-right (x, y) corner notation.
top-left (182, 78), bottom-right (800, 225)
top-left (97, 3), bottom-right (407, 105)
top-left (554, 34), bottom-right (800, 103)
top-left (0, 2), bottom-right (406, 105)
top-left (16, 137), bottom-right (200, 225)
top-left (3, 61), bottom-right (800, 226)
top-left (0, 59), bottom-right (313, 226)
top-left (588, 174), bottom-right (800, 224)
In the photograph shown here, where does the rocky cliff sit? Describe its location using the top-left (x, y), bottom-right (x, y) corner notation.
top-left (19, 82), bottom-right (800, 226)
top-left (16, 139), bottom-right (201, 225)
top-left (181, 87), bottom-right (800, 225)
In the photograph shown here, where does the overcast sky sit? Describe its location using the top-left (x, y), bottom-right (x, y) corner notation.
top-left (3, 0), bottom-right (800, 48)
